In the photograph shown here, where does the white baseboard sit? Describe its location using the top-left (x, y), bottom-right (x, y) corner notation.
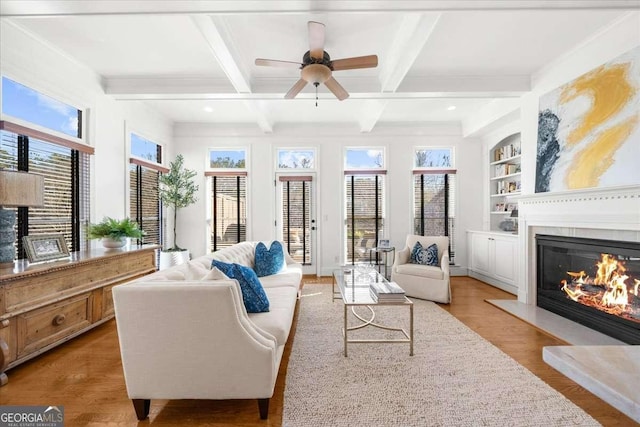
top-left (468, 270), bottom-right (518, 295)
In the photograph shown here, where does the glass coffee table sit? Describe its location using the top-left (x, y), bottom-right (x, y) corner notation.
top-left (333, 266), bottom-right (413, 357)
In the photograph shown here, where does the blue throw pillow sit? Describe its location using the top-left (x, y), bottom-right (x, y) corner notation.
top-left (410, 242), bottom-right (439, 266)
top-left (211, 260), bottom-right (270, 313)
top-left (254, 241), bottom-right (285, 277)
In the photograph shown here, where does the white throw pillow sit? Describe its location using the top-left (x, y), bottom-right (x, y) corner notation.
top-left (201, 266), bottom-right (229, 281)
top-left (184, 261), bottom-right (210, 280)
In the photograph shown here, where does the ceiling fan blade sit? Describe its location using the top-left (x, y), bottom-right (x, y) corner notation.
top-left (331, 55), bottom-right (378, 71)
top-left (308, 21), bottom-right (326, 59)
top-left (255, 58), bottom-right (302, 68)
top-left (324, 77), bottom-right (349, 101)
top-left (285, 79), bottom-right (308, 99)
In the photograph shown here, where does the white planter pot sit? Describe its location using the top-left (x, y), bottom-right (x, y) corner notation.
top-left (159, 250), bottom-right (190, 270)
top-left (102, 237), bottom-right (128, 249)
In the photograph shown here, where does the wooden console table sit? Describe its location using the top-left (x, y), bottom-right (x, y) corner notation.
top-left (0, 245), bottom-right (158, 385)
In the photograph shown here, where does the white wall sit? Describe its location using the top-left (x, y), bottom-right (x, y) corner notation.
top-left (521, 11), bottom-right (640, 195)
top-left (515, 11), bottom-right (640, 304)
top-left (173, 123), bottom-right (483, 275)
top-left (0, 22), bottom-right (173, 226)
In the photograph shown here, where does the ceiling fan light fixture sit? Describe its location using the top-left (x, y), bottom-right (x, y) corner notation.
top-left (301, 64), bottom-right (331, 84)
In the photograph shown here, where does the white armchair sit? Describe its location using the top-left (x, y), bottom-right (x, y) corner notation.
top-left (391, 235), bottom-right (451, 303)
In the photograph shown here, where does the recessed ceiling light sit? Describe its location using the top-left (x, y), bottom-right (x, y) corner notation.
top-left (204, 106), bottom-right (214, 113)
top-left (447, 105), bottom-right (456, 111)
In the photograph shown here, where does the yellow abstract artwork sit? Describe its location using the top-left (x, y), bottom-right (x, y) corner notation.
top-left (536, 46), bottom-right (640, 193)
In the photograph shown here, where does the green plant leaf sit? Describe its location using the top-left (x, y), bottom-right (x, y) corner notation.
top-left (87, 217), bottom-right (145, 240)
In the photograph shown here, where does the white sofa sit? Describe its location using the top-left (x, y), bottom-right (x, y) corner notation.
top-left (112, 241), bottom-right (302, 420)
top-left (391, 235), bottom-right (451, 303)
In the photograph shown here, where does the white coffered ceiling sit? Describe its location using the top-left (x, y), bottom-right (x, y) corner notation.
top-left (0, 1), bottom-right (635, 132)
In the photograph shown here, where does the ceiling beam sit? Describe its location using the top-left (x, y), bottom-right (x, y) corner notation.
top-left (190, 15), bottom-right (272, 132)
top-left (359, 13), bottom-right (440, 132)
top-left (1, 1), bottom-right (635, 17)
top-left (105, 74), bottom-right (529, 100)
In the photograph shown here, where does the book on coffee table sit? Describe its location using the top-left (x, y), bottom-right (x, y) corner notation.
top-left (370, 281), bottom-right (406, 302)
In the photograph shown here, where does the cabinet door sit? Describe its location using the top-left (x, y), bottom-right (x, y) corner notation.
top-left (471, 234), bottom-right (491, 276)
top-left (493, 237), bottom-right (516, 284)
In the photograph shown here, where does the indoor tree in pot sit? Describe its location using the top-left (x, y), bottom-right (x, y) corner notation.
top-left (87, 217), bottom-right (144, 249)
top-left (158, 154), bottom-right (198, 269)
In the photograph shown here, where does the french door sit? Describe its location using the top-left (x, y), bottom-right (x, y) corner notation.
top-left (276, 174), bottom-right (316, 274)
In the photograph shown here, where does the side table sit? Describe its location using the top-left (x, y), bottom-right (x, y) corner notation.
top-left (368, 247), bottom-right (395, 280)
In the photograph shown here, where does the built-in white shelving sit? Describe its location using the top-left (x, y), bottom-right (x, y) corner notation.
top-left (489, 133), bottom-right (521, 232)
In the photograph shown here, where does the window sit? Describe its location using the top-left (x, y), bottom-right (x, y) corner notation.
top-left (415, 148), bottom-right (452, 168)
top-left (344, 147), bottom-right (386, 264)
top-left (207, 148), bottom-right (247, 252)
top-left (131, 133), bottom-right (161, 163)
top-left (413, 148), bottom-right (456, 263)
top-left (1, 122), bottom-right (92, 260)
top-left (129, 133), bottom-right (166, 246)
top-left (277, 149), bottom-right (315, 169)
top-left (209, 149), bottom-right (245, 169)
top-left (1, 77), bottom-right (90, 261)
top-left (1, 77), bottom-right (82, 139)
top-left (345, 148), bottom-right (384, 169)
top-left (209, 175), bottom-right (247, 251)
top-left (279, 176), bottom-right (313, 265)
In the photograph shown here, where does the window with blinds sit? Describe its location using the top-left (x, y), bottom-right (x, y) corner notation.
top-left (345, 174), bottom-right (386, 264)
top-left (280, 177), bottom-right (312, 265)
top-left (129, 165), bottom-right (161, 245)
top-left (0, 127), bottom-right (91, 259)
top-left (209, 175), bottom-right (247, 252)
top-left (413, 147), bottom-right (456, 264)
top-left (129, 133), bottom-right (164, 246)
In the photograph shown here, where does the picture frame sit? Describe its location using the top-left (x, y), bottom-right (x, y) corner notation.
top-left (377, 239), bottom-right (391, 249)
top-left (22, 234), bottom-right (70, 263)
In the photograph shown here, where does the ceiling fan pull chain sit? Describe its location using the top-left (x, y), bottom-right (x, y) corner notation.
top-left (315, 82), bottom-right (319, 107)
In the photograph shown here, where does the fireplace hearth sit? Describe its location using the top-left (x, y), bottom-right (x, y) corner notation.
top-left (536, 234), bottom-right (640, 344)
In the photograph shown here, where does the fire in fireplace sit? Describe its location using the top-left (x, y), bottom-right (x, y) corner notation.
top-left (537, 235), bottom-right (640, 344)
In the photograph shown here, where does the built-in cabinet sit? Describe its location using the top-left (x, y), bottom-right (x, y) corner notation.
top-left (0, 245), bottom-right (157, 385)
top-left (489, 133), bottom-right (521, 232)
top-left (467, 231), bottom-right (518, 295)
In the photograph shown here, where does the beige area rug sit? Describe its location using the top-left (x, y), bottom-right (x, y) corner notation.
top-left (283, 284), bottom-right (600, 427)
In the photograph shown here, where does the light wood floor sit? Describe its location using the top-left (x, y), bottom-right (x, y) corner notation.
top-left (1, 276), bottom-right (636, 426)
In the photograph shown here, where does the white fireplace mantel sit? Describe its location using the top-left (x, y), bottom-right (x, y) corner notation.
top-left (516, 185), bottom-right (640, 304)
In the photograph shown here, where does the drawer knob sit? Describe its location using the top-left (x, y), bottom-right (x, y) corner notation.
top-left (52, 314), bottom-right (66, 326)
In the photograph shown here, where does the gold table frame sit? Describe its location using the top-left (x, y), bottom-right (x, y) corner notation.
top-left (333, 268), bottom-right (414, 357)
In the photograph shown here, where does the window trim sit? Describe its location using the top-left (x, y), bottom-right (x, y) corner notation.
top-left (0, 121), bottom-right (94, 154)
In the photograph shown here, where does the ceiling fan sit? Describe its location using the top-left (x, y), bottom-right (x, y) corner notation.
top-left (255, 21), bottom-right (378, 102)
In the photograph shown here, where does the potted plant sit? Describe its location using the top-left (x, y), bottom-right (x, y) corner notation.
top-left (158, 154), bottom-right (198, 268)
top-left (87, 217), bottom-right (144, 248)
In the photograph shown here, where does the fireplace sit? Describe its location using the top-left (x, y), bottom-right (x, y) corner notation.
top-left (536, 234), bottom-right (640, 344)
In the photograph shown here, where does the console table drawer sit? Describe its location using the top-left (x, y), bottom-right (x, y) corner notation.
top-left (16, 294), bottom-right (92, 357)
top-left (102, 284), bottom-right (116, 318)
